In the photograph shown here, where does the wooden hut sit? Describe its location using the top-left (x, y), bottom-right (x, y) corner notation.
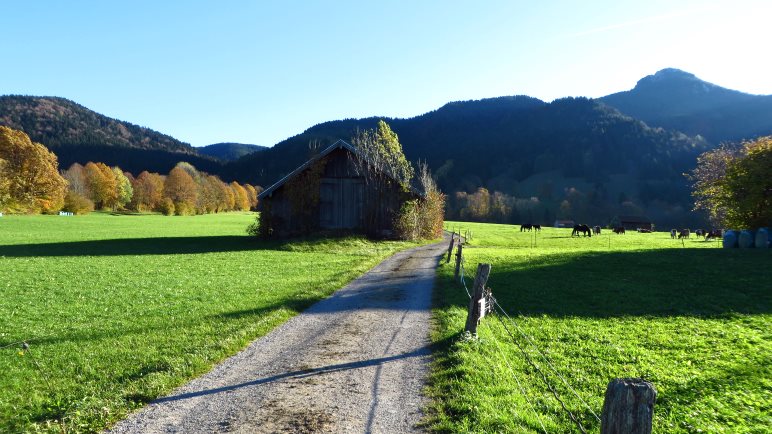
top-left (613, 215), bottom-right (653, 231)
top-left (257, 140), bottom-right (422, 238)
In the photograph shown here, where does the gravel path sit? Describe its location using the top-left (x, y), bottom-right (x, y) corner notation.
top-left (108, 236), bottom-right (450, 434)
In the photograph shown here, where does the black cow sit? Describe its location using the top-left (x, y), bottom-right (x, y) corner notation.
top-left (572, 224), bottom-right (592, 237)
top-left (533, 224), bottom-right (541, 231)
top-left (520, 224), bottom-right (532, 232)
top-left (678, 229), bottom-right (690, 239)
top-left (593, 225), bottom-right (601, 235)
top-left (613, 227), bottom-right (626, 234)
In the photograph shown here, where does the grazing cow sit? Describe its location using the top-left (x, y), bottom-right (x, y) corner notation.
top-left (670, 229), bottom-right (677, 239)
top-left (520, 224), bottom-right (532, 232)
top-left (613, 227), bottom-right (626, 234)
top-left (705, 229), bottom-right (722, 241)
top-left (638, 228), bottom-right (652, 233)
top-left (572, 224), bottom-right (592, 237)
top-left (678, 229), bottom-right (690, 239)
top-left (533, 224), bottom-right (541, 231)
top-left (593, 225), bottom-right (601, 235)
top-left (695, 229), bottom-right (705, 238)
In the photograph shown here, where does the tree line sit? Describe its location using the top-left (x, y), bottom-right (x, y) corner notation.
top-left (0, 125), bottom-right (261, 215)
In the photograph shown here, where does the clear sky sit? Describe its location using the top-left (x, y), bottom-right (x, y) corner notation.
top-left (2, 1), bottom-right (770, 147)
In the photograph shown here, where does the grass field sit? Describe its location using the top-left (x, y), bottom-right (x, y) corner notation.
top-left (0, 212), bottom-right (419, 433)
top-left (427, 222), bottom-right (771, 433)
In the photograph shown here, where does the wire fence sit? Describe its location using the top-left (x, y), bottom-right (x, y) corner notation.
top-left (447, 228), bottom-right (601, 433)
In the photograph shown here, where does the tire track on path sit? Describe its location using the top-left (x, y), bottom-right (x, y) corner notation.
top-left (108, 236), bottom-right (449, 433)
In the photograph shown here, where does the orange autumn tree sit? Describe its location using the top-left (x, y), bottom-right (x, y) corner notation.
top-left (0, 126), bottom-right (66, 213)
top-left (164, 166), bottom-right (198, 215)
top-left (83, 162), bottom-right (118, 209)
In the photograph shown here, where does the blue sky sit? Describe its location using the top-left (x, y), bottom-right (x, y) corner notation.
top-left (2, 1), bottom-right (770, 147)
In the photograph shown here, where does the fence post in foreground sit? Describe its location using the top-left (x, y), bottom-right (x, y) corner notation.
top-left (601, 378), bottom-right (657, 434)
top-left (454, 243), bottom-right (463, 281)
top-left (465, 263), bottom-right (491, 335)
top-left (446, 233), bottom-right (455, 263)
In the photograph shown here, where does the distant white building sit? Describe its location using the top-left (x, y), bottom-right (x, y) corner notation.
top-left (554, 219), bottom-right (575, 228)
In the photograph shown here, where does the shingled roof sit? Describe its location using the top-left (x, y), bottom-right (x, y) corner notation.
top-left (258, 140), bottom-right (423, 199)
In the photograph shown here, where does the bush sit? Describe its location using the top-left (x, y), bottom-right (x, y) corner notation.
top-left (174, 201), bottom-right (194, 216)
top-left (158, 198), bottom-right (175, 216)
top-left (62, 191), bottom-right (94, 215)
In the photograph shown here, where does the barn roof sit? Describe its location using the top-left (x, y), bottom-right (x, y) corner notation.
top-left (258, 139), bottom-right (423, 199)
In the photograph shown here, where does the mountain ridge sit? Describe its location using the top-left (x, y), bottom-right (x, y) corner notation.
top-left (599, 68), bottom-right (772, 143)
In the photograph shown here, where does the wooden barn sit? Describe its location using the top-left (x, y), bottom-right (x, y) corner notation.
top-left (613, 215), bottom-right (653, 231)
top-left (257, 140), bottom-right (422, 238)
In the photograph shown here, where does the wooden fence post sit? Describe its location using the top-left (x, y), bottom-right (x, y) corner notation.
top-left (454, 243), bottom-right (463, 281)
top-left (446, 233), bottom-right (455, 263)
top-left (465, 263), bottom-right (491, 335)
top-left (601, 378), bottom-right (657, 434)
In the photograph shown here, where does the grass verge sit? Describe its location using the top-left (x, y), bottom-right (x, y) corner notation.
top-left (425, 222), bottom-right (771, 433)
top-left (0, 212), bottom-right (420, 433)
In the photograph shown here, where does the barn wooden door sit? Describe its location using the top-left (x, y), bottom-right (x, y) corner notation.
top-left (319, 178), bottom-right (364, 229)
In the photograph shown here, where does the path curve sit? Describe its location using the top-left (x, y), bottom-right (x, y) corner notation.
top-left (108, 236), bottom-right (450, 434)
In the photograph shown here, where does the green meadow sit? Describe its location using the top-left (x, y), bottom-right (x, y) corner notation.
top-left (0, 213), bottom-right (417, 433)
top-left (428, 222), bottom-right (770, 433)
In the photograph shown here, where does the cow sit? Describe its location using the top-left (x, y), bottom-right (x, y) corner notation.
top-left (695, 229), bottom-right (705, 238)
top-left (613, 227), bottom-right (626, 234)
top-left (520, 224), bottom-right (532, 232)
top-left (593, 225), bottom-right (601, 235)
top-left (670, 229), bottom-right (677, 239)
top-left (705, 229), bottom-right (722, 241)
top-left (572, 224), bottom-right (592, 237)
top-left (533, 224), bottom-right (541, 231)
top-left (678, 229), bottom-right (690, 239)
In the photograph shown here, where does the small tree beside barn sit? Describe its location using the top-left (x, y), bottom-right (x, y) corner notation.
top-left (254, 122), bottom-right (444, 239)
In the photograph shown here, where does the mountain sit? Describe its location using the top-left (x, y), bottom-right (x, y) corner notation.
top-left (227, 96), bottom-right (709, 226)
top-left (197, 142), bottom-right (267, 161)
top-left (600, 68), bottom-right (772, 143)
top-left (0, 95), bottom-right (223, 174)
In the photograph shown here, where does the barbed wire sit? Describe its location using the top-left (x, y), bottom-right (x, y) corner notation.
top-left (491, 304), bottom-right (588, 434)
top-left (450, 234), bottom-right (597, 433)
top-left (481, 318), bottom-right (550, 434)
top-left (494, 300), bottom-right (601, 423)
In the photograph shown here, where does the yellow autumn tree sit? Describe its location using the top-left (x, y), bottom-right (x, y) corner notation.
top-left (164, 166), bottom-right (198, 215)
top-left (0, 126), bottom-right (66, 213)
top-left (230, 181), bottom-right (250, 211)
top-left (84, 162), bottom-right (118, 209)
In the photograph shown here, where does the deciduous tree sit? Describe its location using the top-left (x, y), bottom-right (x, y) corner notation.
top-left (0, 126), bottom-right (66, 213)
top-left (164, 166), bottom-right (198, 214)
top-left (84, 162), bottom-right (118, 209)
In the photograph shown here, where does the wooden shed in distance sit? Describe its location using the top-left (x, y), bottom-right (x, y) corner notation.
top-left (613, 215), bottom-right (654, 231)
top-left (257, 140), bottom-right (422, 238)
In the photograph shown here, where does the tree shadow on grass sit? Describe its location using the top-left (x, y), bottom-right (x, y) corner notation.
top-left (0, 235), bottom-right (347, 257)
top-left (450, 248), bottom-right (771, 318)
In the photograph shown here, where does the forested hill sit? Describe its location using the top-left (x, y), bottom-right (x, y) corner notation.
top-left (599, 68), bottom-right (772, 143)
top-left (0, 95), bottom-right (223, 174)
top-left (197, 142), bottom-right (267, 161)
top-left (226, 96), bottom-right (709, 226)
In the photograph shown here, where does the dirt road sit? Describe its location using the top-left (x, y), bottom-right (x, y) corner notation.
top-left (109, 236), bottom-right (449, 433)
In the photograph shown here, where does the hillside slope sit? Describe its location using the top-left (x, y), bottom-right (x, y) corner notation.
top-left (197, 142), bottom-right (267, 161)
top-left (0, 95), bottom-right (222, 174)
top-left (600, 68), bottom-right (772, 143)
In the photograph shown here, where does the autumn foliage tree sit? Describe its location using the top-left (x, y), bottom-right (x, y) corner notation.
top-left (689, 136), bottom-right (772, 228)
top-left (0, 126), bottom-right (66, 213)
top-left (164, 166), bottom-right (198, 215)
top-left (84, 162), bottom-right (118, 209)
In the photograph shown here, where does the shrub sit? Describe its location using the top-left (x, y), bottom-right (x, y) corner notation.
top-left (158, 198), bottom-right (175, 216)
top-left (62, 191), bottom-right (94, 215)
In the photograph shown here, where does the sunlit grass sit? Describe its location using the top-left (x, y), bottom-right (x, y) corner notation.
top-left (426, 222), bottom-right (771, 433)
top-left (0, 212), bottom-right (418, 433)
